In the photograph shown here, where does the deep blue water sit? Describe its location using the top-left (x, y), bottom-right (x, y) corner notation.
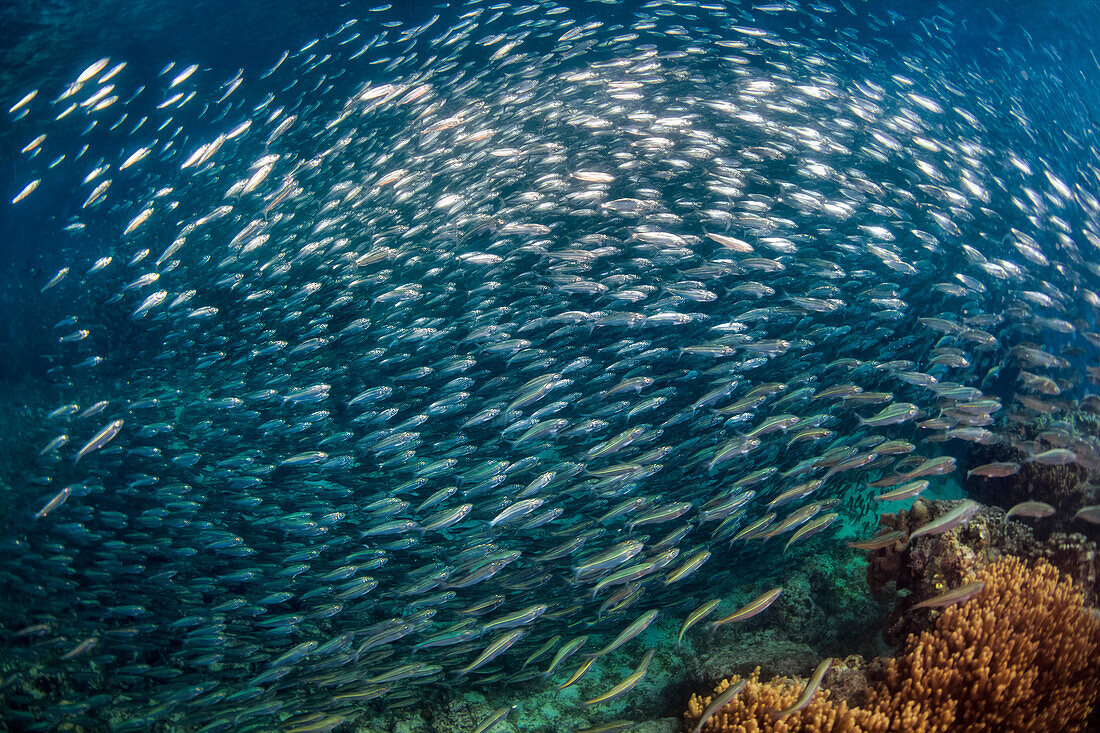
top-left (2, 0), bottom-right (1098, 264)
top-left (1, 0), bottom-right (1096, 385)
top-left (0, 1), bottom-right (1098, 730)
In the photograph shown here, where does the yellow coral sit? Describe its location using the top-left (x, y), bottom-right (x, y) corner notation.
top-left (685, 557), bottom-right (1100, 732)
top-left (684, 668), bottom-right (868, 733)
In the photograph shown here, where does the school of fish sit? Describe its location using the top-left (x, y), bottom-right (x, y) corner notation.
top-left (3, 0), bottom-right (1100, 731)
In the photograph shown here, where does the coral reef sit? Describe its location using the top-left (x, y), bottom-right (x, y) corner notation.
top-left (968, 457), bottom-right (1091, 522)
top-left (871, 557), bottom-right (1099, 731)
top-left (340, 538), bottom-right (886, 732)
top-left (869, 499), bottom-right (1099, 643)
top-left (684, 557), bottom-right (1100, 732)
top-left (1025, 532), bottom-right (1099, 608)
top-left (682, 547), bottom-right (887, 691)
top-left (964, 408), bottom-right (1100, 519)
top-left (869, 499), bottom-right (997, 644)
top-left (683, 666), bottom-right (868, 733)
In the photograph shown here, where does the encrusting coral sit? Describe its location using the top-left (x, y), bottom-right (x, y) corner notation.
top-left (684, 557), bottom-right (1100, 732)
top-left (869, 498), bottom-right (1099, 642)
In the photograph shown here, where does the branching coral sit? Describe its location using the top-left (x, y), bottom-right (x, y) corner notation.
top-left (684, 667), bottom-right (864, 733)
top-left (684, 557), bottom-right (1100, 732)
top-left (869, 499), bottom-right (996, 645)
top-left (869, 499), bottom-right (1100, 635)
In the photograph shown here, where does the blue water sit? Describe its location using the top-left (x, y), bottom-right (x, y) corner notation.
top-left (1, 1), bottom-right (1098, 731)
top-left (2, 0), bottom-right (1097, 258)
top-left (0, 0), bottom-right (1092, 392)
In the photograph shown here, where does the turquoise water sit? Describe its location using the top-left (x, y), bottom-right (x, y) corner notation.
top-left (0, 1), bottom-right (1098, 731)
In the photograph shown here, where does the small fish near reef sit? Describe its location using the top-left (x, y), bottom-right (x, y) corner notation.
top-left (4, 0), bottom-right (1099, 729)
